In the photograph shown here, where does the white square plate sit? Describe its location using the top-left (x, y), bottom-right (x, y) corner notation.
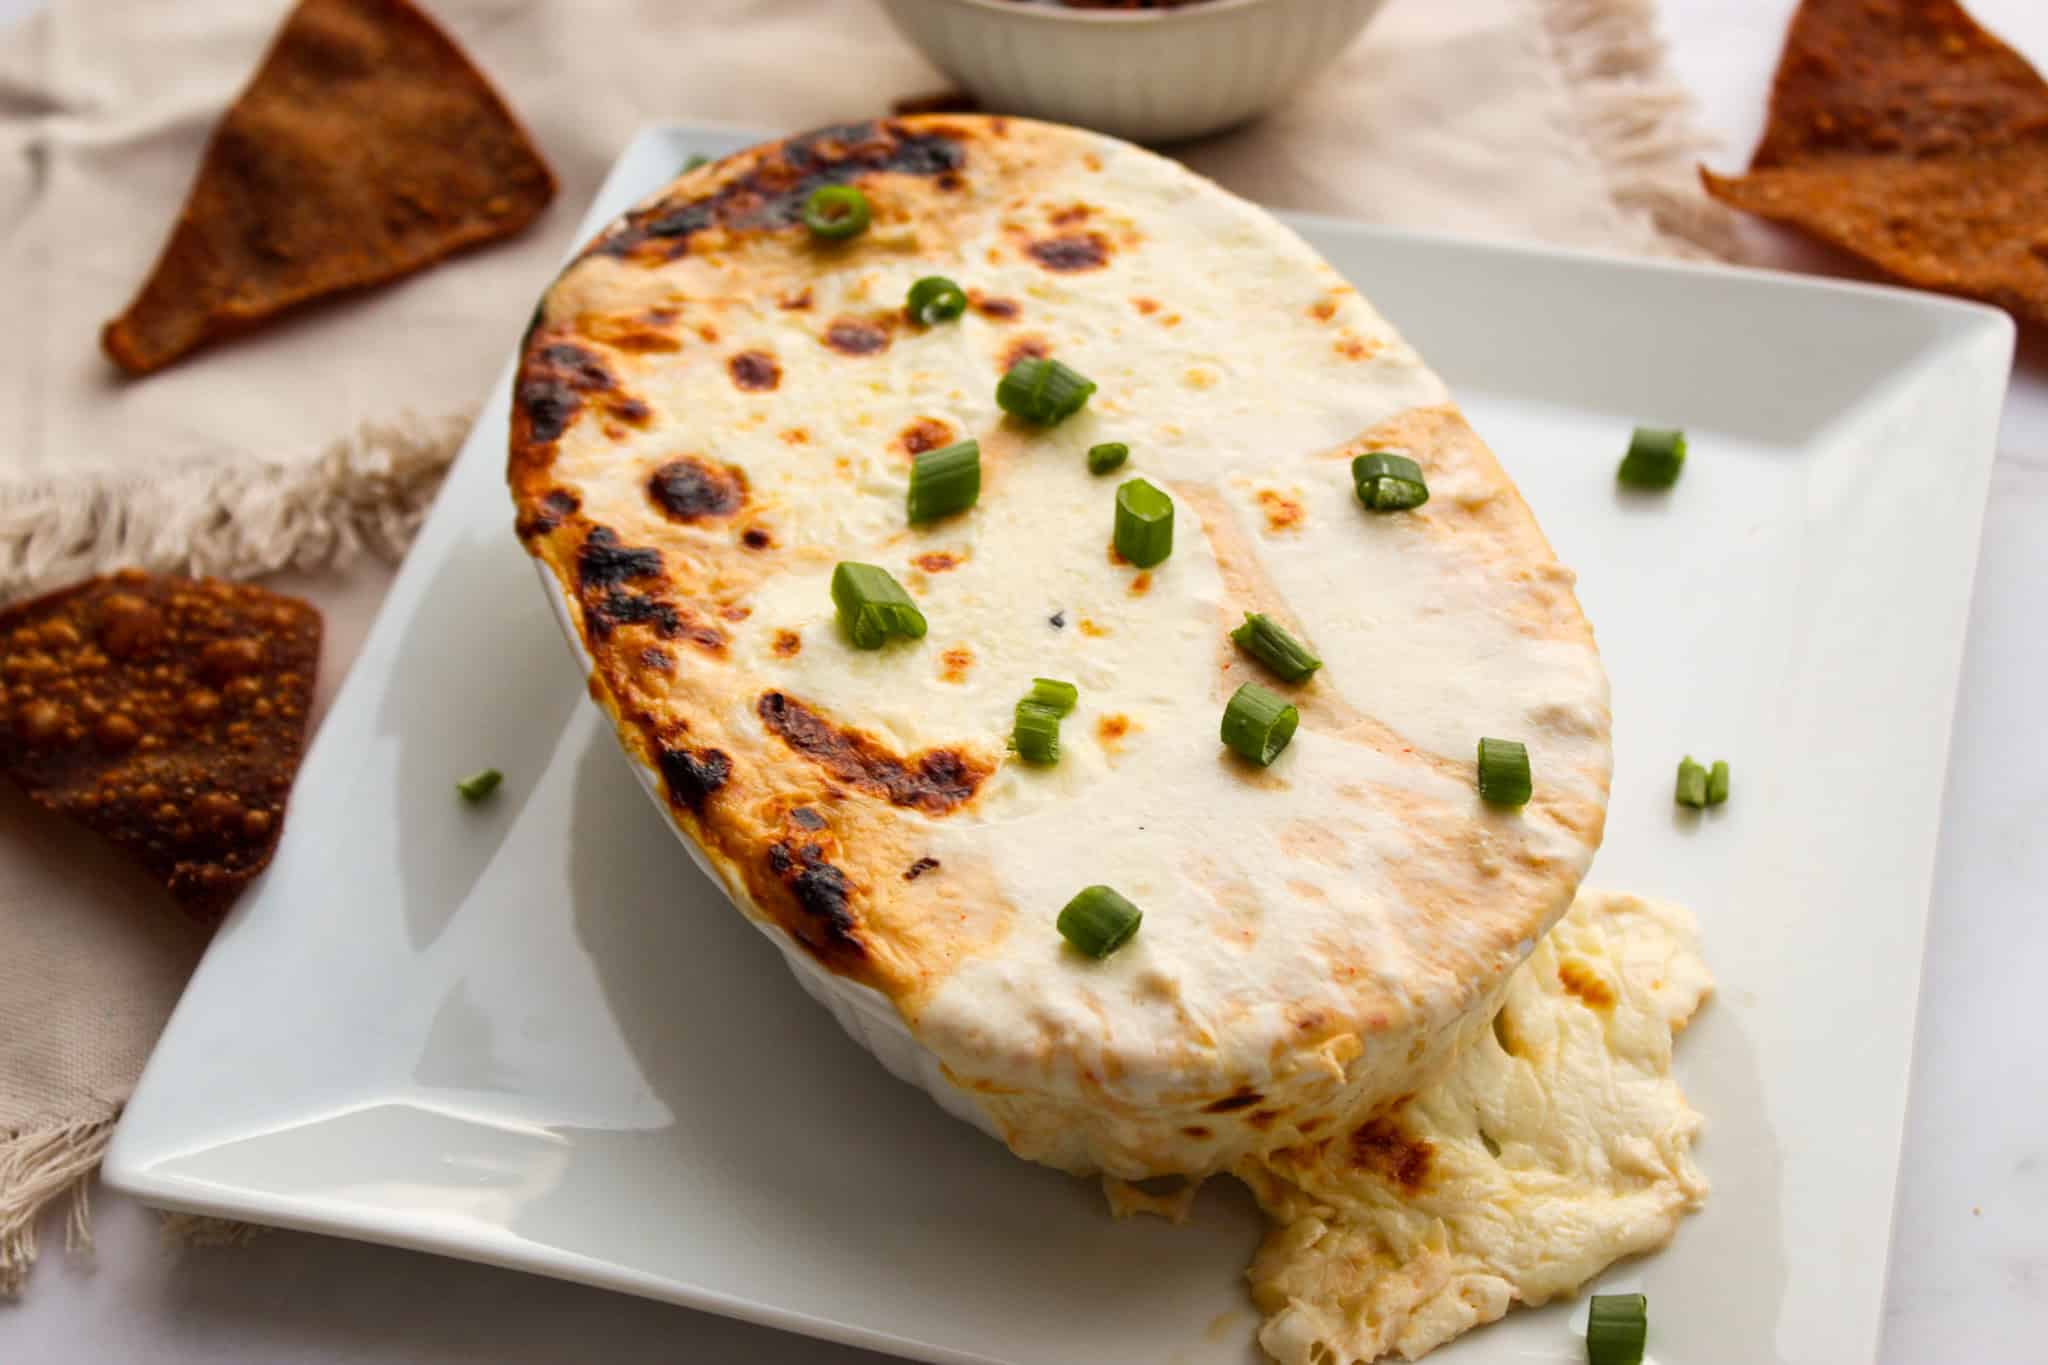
top-left (105, 125), bottom-right (2012, 1365)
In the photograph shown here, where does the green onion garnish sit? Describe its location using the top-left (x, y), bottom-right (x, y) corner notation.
top-left (1675, 755), bottom-right (1708, 808)
top-left (1114, 477), bottom-right (1174, 568)
top-left (1230, 612), bottom-right (1322, 683)
top-left (907, 439), bottom-right (981, 523)
top-left (681, 154), bottom-right (710, 172)
top-left (1707, 759), bottom-right (1730, 806)
top-left (1221, 682), bottom-right (1298, 767)
top-left (1010, 678), bottom-right (1079, 765)
top-left (831, 562), bottom-right (927, 649)
top-left (1477, 737), bottom-right (1532, 806)
top-left (1011, 701), bottom-right (1064, 765)
top-left (906, 275), bottom-right (968, 325)
top-left (1057, 885), bottom-right (1143, 959)
top-left (1087, 442), bottom-right (1129, 475)
top-left (1027, 677), bottom-right (1078, 715)
top-left (996, 356), bottom-right (1096, 425)
top-left (456, 768), bottom-right (503, 803)
top-left (1586, 1293), bottom-right (1647, 1365)
top-left (1618, 427), bottom-right (1686, 489)
top-left (802, 185), bottom-right (871, 240)
top-left (1352, 451), bottom-right (1430, 511)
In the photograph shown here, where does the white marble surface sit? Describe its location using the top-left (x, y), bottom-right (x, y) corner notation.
top-left (4, 1), bottom-right (2043, 1362)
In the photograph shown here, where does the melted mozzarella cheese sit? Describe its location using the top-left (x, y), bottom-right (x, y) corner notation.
top-left (1241, 889), bottom-right (1711, 1363)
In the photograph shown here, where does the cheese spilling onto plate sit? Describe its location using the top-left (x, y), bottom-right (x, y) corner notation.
top-left (1239, 889), bottom-right (1711, 1363)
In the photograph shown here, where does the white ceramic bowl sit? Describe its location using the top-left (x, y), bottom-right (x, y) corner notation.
top-left (877, 0), bottom-right (1390, 144)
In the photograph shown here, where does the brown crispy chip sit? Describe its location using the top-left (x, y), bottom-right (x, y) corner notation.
top-left (1701, 0), bottom-right (2048, 326)
top-left (101, 0), bottom-right (556, 375)
top-left (0, 571), bottom-right (322, 922)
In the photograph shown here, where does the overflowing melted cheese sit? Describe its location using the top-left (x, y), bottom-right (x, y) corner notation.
top-left (1240, 889), bottom-right (1712, 1363)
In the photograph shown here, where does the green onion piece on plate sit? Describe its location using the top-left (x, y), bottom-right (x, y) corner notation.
top-left (680, 154), bottom-right (710, 173)
top-left (906, 275), bottom-right (968, 325)
top-left (996, 356), bottom-right (1096, 425)
top-left (802, 185), bottom-right (870, 240)
top-left (1114, 477), bottom-right (1174, 568)
top-left (1010, 701), bottom-right (1064, 765)
top-left (1477, 737), bottom-right (1532, 806)
top-left (1057, 885), bottom-right (1143, 959)
top-left (1707, 759), bottom-right (1730, 806)
top-left (1221, 682), bottom-right (1299, 767)
top-left (1027, 677), bottom-right (1079, 716)
top-left (455, 768), bottom-right (503, 803)
top-left (1675, 755), bottom-right (1708, 808)
top-left (1352, 451), bottom-right (1430, 511)
top-left (1087, 442), bottom-right (1129, 475)
top-left (1617, 427), bottom-right (1686, 489)
top-left (907, 439), bottom-right (981, 523)
top-left (831, 562), bottom-right (927, 649)
top-left (1586, 1293), bottom-right (1647, 1365)
top-left (1231, 612), bottom-right (1322, 683)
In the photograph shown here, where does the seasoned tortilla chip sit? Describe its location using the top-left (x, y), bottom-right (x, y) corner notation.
top-left (101, 0), bottom-right (555, 375)
top-left (1701, 0), bottom-right (2048, 326)
top-left (0, 571), bottom-right (321, 922)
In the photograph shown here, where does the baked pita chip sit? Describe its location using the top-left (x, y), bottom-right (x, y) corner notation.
top-left (101, 0), bottom-right (556, 375)
top-left (0, 571), bottom-right (321, 922)
top-left (1701, 0), bottom-right (2048, 326)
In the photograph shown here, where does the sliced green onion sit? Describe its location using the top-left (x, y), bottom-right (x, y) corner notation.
top-left (1010, 701), bottom-right (1064, 765)
top-left (1221, 682), bottom-right (1299, 767)
top-left (681, 154), bottom-right (710, 173)
top-left (802, 185), bottom-right (870, 240)
top-left (1057, 885), bottom-right (1143, 959)
top-left (1707, 759), bottom-right (1730, 807)
top-left (1231, 612), bottom-right (1322, 683)
top-left (1114, 477), bottom-right (1174, 568)
top-left (1618, 427), bottom-right (1686, 489)
top-left (1087, 442), bottom-right (1129, 475)
top-left (1477, 737), bottom-right (1532, 806)
top-left (906, 275), bottom-right (968, 325)
top-left (1027, 677), bottom-right (1078, 716)
top-left (831, 561), bottom-right (927, 649)
top-left (1586, 1293), bottom-right (1647, 1365)
top-left (1675, 755), bottom-right (1708, 808)
top-left (996, 356), bottom-right (1096, 425)
top-left (456, 768), bottom-right (503, 803)
top-left (1352, 451), bottom-right (1430, 511)
top-left (907, 439), bottom-right (981, 523)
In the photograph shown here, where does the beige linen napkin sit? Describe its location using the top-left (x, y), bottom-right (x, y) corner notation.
top-left (0, 0), bottom-right (1730, 1293)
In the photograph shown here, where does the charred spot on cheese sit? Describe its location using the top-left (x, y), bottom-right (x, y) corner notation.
top-left (823, 316), bottom-right (892, 356)
top-left (778, 288), bottom-right (813, 311)
top-left (608, 397), bottom-right (652, 428)
top-left (727, 349), bottom-right (781, 391)
top-left (772, 628), bottom-right (802, 657)
top-left (914, 551), bottom-right (961, 573)
top-left (970, 291), bottom-right (1020, 320)
top-left (517, 340), bottom-right (618, 445)
top-left (1205, 1090), bottom-right (1263, 1114)
top-left (657, 743), bottom-right (732, 813)
top-left (648, 456), bottom-right (748, 523)
top-left (1048, 203), bottom-right (1094, 227)
top-left (639, 647), bottom-right (672, 672)
top-left (576, 526), bottom-right (662, 589)
top-left (789, 806), bottom-right (827, 830)
top-left (897, 417), bottom-right (956, 457)
top-left (767, 838), bottom-right (862, 952)
top-left (1181, 1125), bottom-right (1213, 1139)
top-left (741, 526), bottom-right (774, 550)
top-left (904, 855), bottom-right (940, 881)
top-left (939, 646), bottom-right (973, 683)
top-left (1027, 232), bottom-right (1111, 272)
top-left (1249, 1108), bottom-right (1281, 1130)
top-left (1000, 334), bottom-right (1051, 372)
top-left (593, 120), bottom-right (966, 263)
top-left (757, 691), bottom-right (989, 814)
top-left (515, 488), bottom-right (580, 541)
top-left (1557, 958), bottom-right (1617, 1010)
top-left (1348, 1115), bottom-right (1434, 1191)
